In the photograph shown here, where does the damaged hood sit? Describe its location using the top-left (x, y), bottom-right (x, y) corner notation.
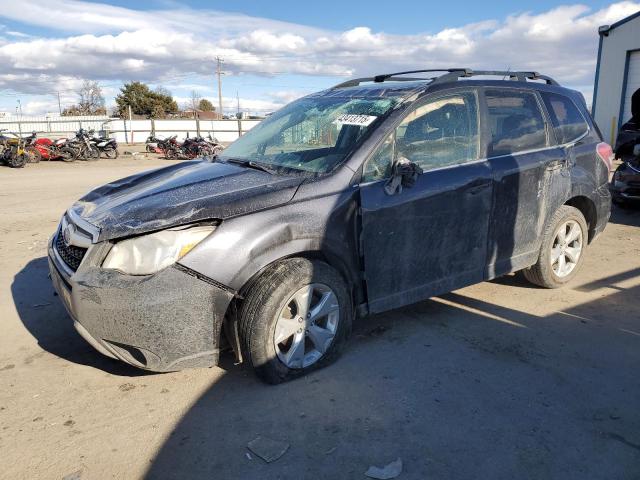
top-left (71, 160), bottom-right (304, 241)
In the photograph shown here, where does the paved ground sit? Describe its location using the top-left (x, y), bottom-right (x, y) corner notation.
top-left (0, 158), bottom-right (639, 480)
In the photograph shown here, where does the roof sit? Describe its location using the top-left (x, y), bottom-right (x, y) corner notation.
top-left (310, 69), bottom-right (564, 101)
top-left (599, 10), bottom-right (640, 34)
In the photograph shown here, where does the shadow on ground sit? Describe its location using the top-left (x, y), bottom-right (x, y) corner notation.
top-left (11, 256), bottom-right (148, 376)
top-left (144, 271), bottom-right (640, 479)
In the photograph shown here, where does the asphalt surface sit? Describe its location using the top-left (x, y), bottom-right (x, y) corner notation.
top-left (0, 157), bottom-right (639, 479)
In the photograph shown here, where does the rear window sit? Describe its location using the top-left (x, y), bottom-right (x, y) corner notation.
top-left (485, 89), bottom-right (547, 157)
top-left (541, 92), bottom-right (589, 144)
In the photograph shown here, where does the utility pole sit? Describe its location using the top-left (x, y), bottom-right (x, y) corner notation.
top-left (128, 104), bottom-right (133, 145)
top-left (216, 56), bottom-right (223, 118)
top-left (17, 100), bottom-right (22, 136)
top-left (236, 90), bottom-right (240, 119)
top-left (57, 92), bottom-right (62, 115)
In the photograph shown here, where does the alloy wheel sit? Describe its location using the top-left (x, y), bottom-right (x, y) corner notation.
top-left (274, 283), bottom-right (340, 369)
top-left (550, 220), bottom-right (583, 277)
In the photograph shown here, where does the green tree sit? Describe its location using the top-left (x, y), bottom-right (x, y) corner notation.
top-left (198, 98), bottom-right (215, 112)
top-left (114, 82), bottom-right (178, 118)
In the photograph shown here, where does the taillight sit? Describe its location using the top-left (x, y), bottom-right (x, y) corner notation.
top-left (596, 142), bottom-right (614, 172)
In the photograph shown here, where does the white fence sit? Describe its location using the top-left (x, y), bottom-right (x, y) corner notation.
top-left (0, 115), bottom-right (262, 144)
top-left (107, 118), bottom-right (261, 144)
top-left (0, 115), bottom-right (110, 137)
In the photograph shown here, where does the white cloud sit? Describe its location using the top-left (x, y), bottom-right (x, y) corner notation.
top-left (0, 0), bottom-right (639, 114)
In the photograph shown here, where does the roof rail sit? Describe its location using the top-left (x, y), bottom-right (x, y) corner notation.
top-left (331, 68), bottom-right (559, 89)
top-left (432, 70), bottom-right (559, 86)
top-left (331, 69), bottom-right (471, 89)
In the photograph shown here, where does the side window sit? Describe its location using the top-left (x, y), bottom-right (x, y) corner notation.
top-left (485, 90), bottom-right (548, 157)
top-left (540, 92), bottom-right (589, 144)
top-left (362, 92), bottom-right (479, 181)
top-left (362, 133), bottom-right (394, 182)
top-left (397, 93), bottom-right (479, 170)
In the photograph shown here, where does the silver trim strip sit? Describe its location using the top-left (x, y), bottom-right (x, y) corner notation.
top-left (67, 208), bottom-right (100, 243)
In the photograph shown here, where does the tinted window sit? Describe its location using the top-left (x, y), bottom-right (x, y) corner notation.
top-left (486, 90), bottom-right (547, 156)
top-left (541, 92), bottom-right (589, 144)
top-left (363, 92), bottom-right (479, 181)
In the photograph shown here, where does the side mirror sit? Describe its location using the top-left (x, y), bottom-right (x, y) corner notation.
top-left (384, 156), bottom-right (423, 195)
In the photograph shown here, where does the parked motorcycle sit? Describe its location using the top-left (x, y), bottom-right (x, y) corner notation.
top-left (87, 130), bottom-right (119, 159)
top-left (33, 136), bottom-right (76, 162)
top-left (64, 128), bottom-right (100, 161)
top-left (145, 134), bottom-right (223, 159)
top-left (0, 130), bottom-right (39, 168)
top-left (145, 135), bottom-right (177, 156)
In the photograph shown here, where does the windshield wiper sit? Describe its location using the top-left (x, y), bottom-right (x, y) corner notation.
top-left (224, 158), bottom-right (277, 174)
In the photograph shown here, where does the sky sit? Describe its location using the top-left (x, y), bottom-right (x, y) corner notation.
top-left (0, 0), bottom-right (639, 116)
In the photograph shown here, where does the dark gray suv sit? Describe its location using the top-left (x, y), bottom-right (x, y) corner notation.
top-left (49, 69), bottom-right (612, 383)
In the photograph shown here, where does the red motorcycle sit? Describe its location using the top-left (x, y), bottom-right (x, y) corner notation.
top-left (33, 137), bottom-right (76, 162)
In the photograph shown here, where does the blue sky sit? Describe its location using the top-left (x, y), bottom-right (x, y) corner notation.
top-left (0, 0), bottom-right (638, 116)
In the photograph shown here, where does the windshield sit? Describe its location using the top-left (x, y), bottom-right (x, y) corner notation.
top-left (219, 96), bottom-right (398, 174)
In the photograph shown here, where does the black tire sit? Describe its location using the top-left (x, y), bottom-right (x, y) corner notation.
top-left (239, 258), bottom-right (352, 384)
top-left (26, 146), bottom-right (41, 163)
top-left (103, 148), bottom-right (119, 159)
top-left (86, 146), bottom-right (100, 161)
top-left (60, 147), bottom-right (77, 162)
top-left (6, 151), bottom-right (28, 168)
top-left (164, 147), bottom-right (177, 160)
top-left (522, 205), bottom-right (588, 288)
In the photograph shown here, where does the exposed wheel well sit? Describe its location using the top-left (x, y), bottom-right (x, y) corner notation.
top-left (221, 250), bottom-right (361, 363)
top-left (564, 196), bottom-right (597, 242)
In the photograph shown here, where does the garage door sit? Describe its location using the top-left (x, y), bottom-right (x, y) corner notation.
top-left (622, 50), bottom-right (640, 123)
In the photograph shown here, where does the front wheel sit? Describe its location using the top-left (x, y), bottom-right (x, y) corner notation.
top-left (522, 205), bottom-right (588, 288)
top-left (239, 258), bottom-right (352, 384)
top-left (59, 147), bottom-right (77, 162)
top-left (86, 146), bottom-right (100, 161)
top-left (6, 151), bottom-right (28, 168)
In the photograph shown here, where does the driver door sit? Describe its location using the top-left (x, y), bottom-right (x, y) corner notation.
top-left (358, 90), bottom-right (494, 314)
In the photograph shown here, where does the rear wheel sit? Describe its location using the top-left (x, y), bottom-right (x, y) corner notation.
top-left (103, 148), bottom-right (119, 159)
top-left (60, 147), bottom-right (77, 162)
top-left (239, 258), bottom-right (352, 384)
top-left (523, 205), bottom-right (588, 288)
top-left (26, 146), bottom-right (41, 163)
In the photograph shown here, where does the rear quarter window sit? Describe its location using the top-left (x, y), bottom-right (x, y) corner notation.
top-left (485, 89), bottom-right (548, 157)
top-left (540, 92), bottom-right (589, 144)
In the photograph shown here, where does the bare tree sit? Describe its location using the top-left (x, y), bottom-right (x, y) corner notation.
top-left (189, 90), bottom-right (202, 112)
top-left (62, 80), bottom-right (106, 116)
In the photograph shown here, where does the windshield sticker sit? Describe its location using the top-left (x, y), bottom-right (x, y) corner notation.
top-left (334, 114), bottom-right (377, 127)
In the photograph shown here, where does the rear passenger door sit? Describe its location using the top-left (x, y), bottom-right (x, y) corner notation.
top-left (483, 88), bottom-right (565, 277)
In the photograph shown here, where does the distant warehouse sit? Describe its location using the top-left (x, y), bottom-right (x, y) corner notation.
top-left (592, 10), bottom-right (640, 144)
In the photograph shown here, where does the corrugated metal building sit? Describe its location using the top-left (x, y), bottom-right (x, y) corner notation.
top-left (592, 11), bottom-right (640, 144)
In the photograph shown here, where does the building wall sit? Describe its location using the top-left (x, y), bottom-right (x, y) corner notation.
top-left (593, 15), bottom-right (640, 144)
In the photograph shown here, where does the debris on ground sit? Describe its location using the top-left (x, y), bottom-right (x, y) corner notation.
top-left (365, 458), bottom-right (403, 479)
top-left (31, 302), bottom-right (51, 308)
top-left (247, 436), bottom-right (289, 463)
top-left (62, 470), bottom-right (82, 480)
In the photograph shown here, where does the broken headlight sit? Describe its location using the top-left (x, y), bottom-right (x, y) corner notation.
top-left (102, 225), bottom-right (215, 275)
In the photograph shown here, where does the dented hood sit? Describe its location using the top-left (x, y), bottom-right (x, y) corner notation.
top-left (71, 160), bottom-right (304, 241)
